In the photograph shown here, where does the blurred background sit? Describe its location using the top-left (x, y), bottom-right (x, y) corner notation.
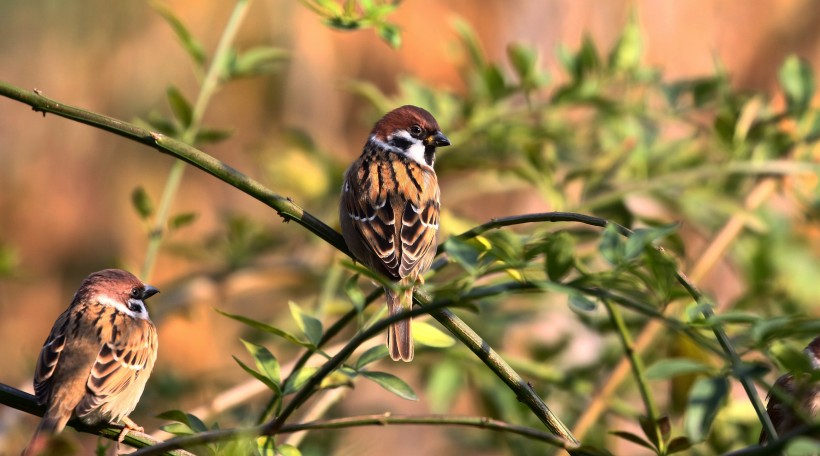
top-left (1, 0), bottom-right (819, 454)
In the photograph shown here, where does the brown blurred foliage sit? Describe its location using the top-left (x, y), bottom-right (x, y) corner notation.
top-left (1, 0), bottom-right (819, 454)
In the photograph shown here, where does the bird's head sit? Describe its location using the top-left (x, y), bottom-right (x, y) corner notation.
top-left (74, 269), bottom-right (159, 320)
top-left (369, 105), bottom-right (450, 167)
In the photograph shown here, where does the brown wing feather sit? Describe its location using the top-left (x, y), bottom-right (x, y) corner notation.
top-left (33, 310), bottom-right (73, 405)
top-left (76, 316), bottom-right (157, 420)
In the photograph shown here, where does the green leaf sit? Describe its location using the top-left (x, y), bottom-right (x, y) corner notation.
top-left (151, 1), bottom-right (207, 67)
top-left (779, 55), bottom-right (815, 114)
top-left (233, 355), bottom-right (279, 391)
top-left (355, 345), bottom-right (389, 370)
top-left (568, 294), bottom-right (597, 313)
top-left (684, 375), bottom-right (729, 442)
top-left (361, 371), bottom-right (418, 401)
top-left (136, 111), bottom-right (179, 136)
top-left (169, 212), bottom-right (197, 230)
top-left (288, 301), bottom-right (323, 346)
top-left (274, 444), bottom-right (302, 456)
top-left (645, 358), bottom-right (714, 380)
top-left (131, 186), bottom-right (153, 219)
top-left (667, 436), bottom-right (693, 454)
top-left (377, 23), bottom-right (402, 49)
top-left (156, 410), bottom-right (207, 434)
top-left (215, 308), bottom-right (312, 349)
top-left (166, 85), bottom-right (192, 129)
top-left (241, 340), bottom-right (281, 387)
top-left (543, 232), bottom-right (575, 281)
top-left (283, 366), bottom-right (318, 394)
top-left (230, 46), bottom-right (289, 78)
top-left (343, 274), bottom-right (366, 313)
top-left (609, 431), bottom-right (655, 450)
top-left (195, 127), bottom-right (234, 146)
top-left (608, 11), bottom-right (642, 72)
top-left (785, 437), bottom-right (820, 455)
top-left (443, 237), bottom-right (484, 275)
top-left (413, 320), bottom-right (456, 348)
top-left (624, 223), bottom-right (679, 261)
top-left (599, 224), bottom-right (624, 265)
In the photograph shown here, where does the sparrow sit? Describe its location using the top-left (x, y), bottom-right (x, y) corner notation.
top-left (24, 269), bottom-right (159, 455)
top-left (340, 105), bottom-right (450, 362)
top-left (759, 336), bottom-right (820, 444)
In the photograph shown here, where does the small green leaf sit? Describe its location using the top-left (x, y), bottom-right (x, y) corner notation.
top-left (169, 212), bottom-right (197, 230)
top-left (233, 355), bottom-right (279, 391)
top-left (131, 186), bottom-right (153, 219)
top-left (645, 358), bottom-right (714, 380)
top-left (543, 232), bottom-right (575, 281)
top-left (288, 301), bottom-right (323, 346)
top-left (355, 345), bottom-right (389, 370)
top-left (624, 223), bottom-right (679, 261)
top-left (230, 46), bottom-right (289, 78)
top-left (779, 55), bottom-right (815, 114)
top-left (684, 375), bottom-right (729, 442)
top-left (283, 366), bottom-right (318, 394)
top-left (241, 340), bottom-right (281, 387)
top-left (136, 111), bottom-right (179, 136)
top-left (156, 410), bottom-right (207, 434)
top-left (443, 237), bottom-right (483, 275)
top-left (343, 274), bottom-right (366, 313)
top-left (599, 224), bottom-right (624, 265)
top-left (215, 308), bottom-right (312, 349)
top-left (608, 12), bottom-right (642, 72)
top-left (413, 320), bottom-right (456, 348)
top-left (609, 431), bottom-right (655, 450)
top-left (195, 127), bottom-right (234, 146)
top-left (785, 437), bottom-right (820, 455)
top-left (667, 436), bottom-right (693, 454)
top-left (166, 85), bottom-right (193, 129)
top-left (361, 371), bottom-right (418, 401)
top-left (568, 294), bottom-right (597, 313)
top-left (377, 23), bottom-right (401, 49)
top-left (275, 444), bottom-right (302, 456)
top-left (151, 1), bottom-right (207, 67)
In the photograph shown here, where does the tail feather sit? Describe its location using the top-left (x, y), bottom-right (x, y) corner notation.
top-left (386, 286), bottom-right (414, 362)
top-left (23, 413), bottom-right (68, 456)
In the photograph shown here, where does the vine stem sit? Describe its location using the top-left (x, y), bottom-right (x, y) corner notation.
top-left (141, 0), bottom-right (253, 281)
top-left (602, 298), bottom-right (664, 453)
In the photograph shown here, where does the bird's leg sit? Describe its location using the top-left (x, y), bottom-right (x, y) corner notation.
top-left (117, 416), bottom-right (144, 443)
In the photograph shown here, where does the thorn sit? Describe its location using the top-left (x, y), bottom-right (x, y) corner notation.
top-left (33, 88), bottom-right (42, 95)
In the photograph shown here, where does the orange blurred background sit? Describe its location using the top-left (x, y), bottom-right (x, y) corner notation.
top-left (1, 0), bottom-right (819, 454)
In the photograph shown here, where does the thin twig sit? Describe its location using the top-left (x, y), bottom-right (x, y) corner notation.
top-left (132, 412), bottom-right (581, 456)
top-left (602, 298), bottom-right (664, 453)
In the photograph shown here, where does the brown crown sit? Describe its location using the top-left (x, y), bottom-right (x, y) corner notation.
top-left (73, 269), bottom-right (147, 305)
top-left (370, 105), bottom-right (441, 140)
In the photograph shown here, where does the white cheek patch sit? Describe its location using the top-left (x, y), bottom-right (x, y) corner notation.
top-left (372, 133), bottom-right (430, 168)
top-left (97, 296), bottom-right (151, 320)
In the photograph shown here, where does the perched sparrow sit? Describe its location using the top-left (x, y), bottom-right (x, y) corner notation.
top-left (24, 269), bottom-right (159, 455)
top-left (760, 336), bottom-right (820, 444)
top-left (340, 105), bottom-right (450, 361)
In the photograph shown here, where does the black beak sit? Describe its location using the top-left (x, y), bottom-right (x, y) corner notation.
top-left (142, 285), bottom-right (160, 300)
top-left (425, 131), bottom-right (450, 147)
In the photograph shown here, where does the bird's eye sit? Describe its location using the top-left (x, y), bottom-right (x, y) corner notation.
top-left (130, 287), bottom-right (141, 299)
top-left (409, 125), bottom-right (423, 137)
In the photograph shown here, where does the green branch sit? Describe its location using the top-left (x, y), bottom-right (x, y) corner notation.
top-left (142, 0), bottom-right (253, 280)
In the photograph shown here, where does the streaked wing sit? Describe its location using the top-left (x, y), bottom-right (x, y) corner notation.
top-left (33, 310), bottom-right (72, 404)
top-left (344, 147), bottom-right (440, 280)
top-left (76, 318), bottom-right (157, 418)
top-left (398, 191), bottom-right (439, 278)
top-left (343, 155), bottom-right (401, 278)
